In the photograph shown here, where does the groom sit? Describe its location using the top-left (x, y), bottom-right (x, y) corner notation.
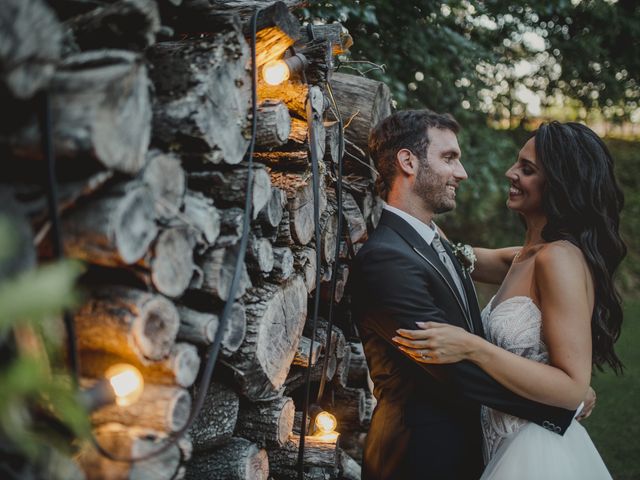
top-left (349, 110), bottom-right (576, 480)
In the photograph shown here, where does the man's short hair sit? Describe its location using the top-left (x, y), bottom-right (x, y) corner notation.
top-left (368, 109), bottom-right (460, 199)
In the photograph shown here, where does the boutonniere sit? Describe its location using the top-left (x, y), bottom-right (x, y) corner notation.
top-left (451, 243), bottom-right (476, 276)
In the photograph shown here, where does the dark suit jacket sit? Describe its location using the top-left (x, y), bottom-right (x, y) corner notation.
top-left (349, 210), bottom-right (575, 480)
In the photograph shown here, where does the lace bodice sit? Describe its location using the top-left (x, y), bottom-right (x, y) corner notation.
top-left (480, 296), bottom-right (549, 462)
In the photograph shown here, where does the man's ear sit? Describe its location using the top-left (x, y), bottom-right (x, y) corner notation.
top-left (396, 148), bottom-right (416, 175)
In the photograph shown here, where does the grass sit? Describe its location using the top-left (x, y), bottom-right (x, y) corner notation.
top-left (582, 299), bottom-right (640, 479)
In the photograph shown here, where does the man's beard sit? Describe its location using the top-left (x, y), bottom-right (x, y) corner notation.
top-left (413, 162), bottom-right (456, 214)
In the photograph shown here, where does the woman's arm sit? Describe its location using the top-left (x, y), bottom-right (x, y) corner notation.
top-left (393, 243), bottom-right (593, 410)
top-left (471, 247), bottom-right (520, 284)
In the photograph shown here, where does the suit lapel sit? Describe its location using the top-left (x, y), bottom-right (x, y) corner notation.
top-left (379, 210), bottom-right (476, 332)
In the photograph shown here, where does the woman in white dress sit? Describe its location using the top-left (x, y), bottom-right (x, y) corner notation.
top-left (393, 121), bottom-right (625, 479)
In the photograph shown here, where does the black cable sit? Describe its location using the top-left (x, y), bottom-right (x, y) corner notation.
top-left (316, 78), bottom-right (344, 403)
top-left (297, 79), bottom-right (324, 480)
top-left (38, 91), bottom-right (80, 387)
top-left (86, 9), bottom-right (261, 462)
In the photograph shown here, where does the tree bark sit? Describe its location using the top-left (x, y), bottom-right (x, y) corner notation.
top-left (268, 434), bottom-right (338, 475)
top-left (270, 246), bottom-right (294, 282)
top-left (247, 233), bottom-right (274, 275)
top-left (0, 0), bottom-right (62, 100)
top-left (292, 336), bottom-right (321, 368)
top-left (292, 246), bottom-right (317, 293)
top-left (270, 170), bottom-right (327, 246)
top-left (189, 382), bottom-right (240, 452)
top-left (228, 275), bottom-right (307, 400)
top-left (177, 303), bottom-right (246, 356)
top-left (147, 24), bottom-right (250, 163)
top-left (256, 100), bottom-right (291, 148)
top-left (235, 396), bottom-right (295, 448)
top-left (186, 437), bottom-right (268, 480)
top-left (320, 262), bottom-right (349, 304)
top-left (296, 23), bottom-right (353, 55)
top-left (187, 163), bottom-right (271, 219)
top-left (77, 423), bottom-right (181, 480)
top-left (139, 227), bottom-right (194, 298)
top-left (11, 49), bottom-right (152, 175)
top-left (91, 384), bottom-right (191, 433)
top-left (194, 246), bottom-right (252, 301)
top-left (180, 190), bottom-right (221, 247)
top-left (257, 186), bottom-right (286, 229)
top-left (65, 0), bottom-right (160, 51)
top-left (328, 72), bottom-right (392, 168)
top-left (331, 386), bottom-right (366, 430)
top-left (142, 150), bottom-right (186, 223)
top-left (61, 181), bottom-right (157, 266)
top-left (74, 286), bottom-right (180, 361)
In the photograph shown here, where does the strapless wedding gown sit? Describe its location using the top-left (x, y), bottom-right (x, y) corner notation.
top-left (479, 296), bottom-right (612, 480)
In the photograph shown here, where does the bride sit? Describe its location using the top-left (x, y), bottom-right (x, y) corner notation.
top-left (393, 121), bottom-right (626, 479)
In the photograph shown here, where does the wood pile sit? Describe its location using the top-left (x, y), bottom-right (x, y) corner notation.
top-left (0, 0), bottom-right (391, 479)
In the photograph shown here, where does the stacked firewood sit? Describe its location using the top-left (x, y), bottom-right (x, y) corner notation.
top-left (0, 0), bottom-right (392, 479)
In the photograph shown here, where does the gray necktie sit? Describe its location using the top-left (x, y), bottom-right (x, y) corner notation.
top-left (432, 233), bottom-right (469, 314)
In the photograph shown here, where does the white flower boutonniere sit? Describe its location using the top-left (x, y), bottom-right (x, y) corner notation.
top-left (451, 243), bottom-right (476, 276)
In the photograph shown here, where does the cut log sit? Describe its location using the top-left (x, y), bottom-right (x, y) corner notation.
top-left (319, 207), bottom-right (338, 264)
top-left (332, 337), bottom-right (351, 388)
top-left (270, 246), bottom-right (294, 282)
top-left (247, 233), bottom-right (274, 274)
top-left (139, 227), bottom-right (194, 298)
top-left (256, 100), bottom-right (291, 148)
top-left (187, 164), bottom-right (271, 219)
top-left (320, 263), bottom-right (349, 304)
top-left (216, 207), bottom-right (245, 248)
top-left (346, 342), bottom-right (370, 390)
top-left (80, 342), bottom-right (200, 388)
top-left (61, 181), bottom-right (157, 266)
top-left (235, 396), bottom-right (295, 448)
top-left (74, 286), bottom-right (179, 361)
top-left (292, 246), bottom-right (317, 293)
top-left (0, 0), bottom-right (62, 100)
top-left (338, 449), bottom-right (361, 480)
top-left (177, 303), bottom-right (246, 356)
top-left (228, 275), bottom-right (307, 400)
top-left (337, 191), bottom-right (367, 244)
top-left (186, 437), bottom-right (268, 480)
top-left (92, 384), bottom-right (191, 433)
top-left (181, 190), bottom-right (220, 247)
top-left (270, 170), bottom-right (327, 246)
top-left (259, 81), bottom-right (320, 120)
top-left (189, 382), bottom-right (240, 452)
top-left (329, 72), bottom-right (392, 166)
top-left (292, 336), bottom-right (321, 368)
top-left (194, 246), bottom-right (252, 301)
top-left (298, 39), bottom-right (333, 86)
top-left (289, 117), bottom-right (308, 144)
top-left (77, 423), bottom-right (181, 480)
top-left (11, 50), bottom-right (152, 175)
top-left (142, 150), bottom-right (186, 222)
top-left (258, 186), bottom-right (286, 229)
top-left (268, 434), bottom-right (338, 475)
top-left (147, 25), bottom-right (250, 163)
top-left (332, 386), bottom-right (365, 430)
top-left (65, 0), bottom-right (161, 51)
top-left (296, 23), bottom-right (353, 55)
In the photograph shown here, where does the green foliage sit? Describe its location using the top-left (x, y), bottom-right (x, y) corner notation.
top-left (583, 299), bottom-right (640, 478)
top-left (0, 216), bottom-right (89, 472)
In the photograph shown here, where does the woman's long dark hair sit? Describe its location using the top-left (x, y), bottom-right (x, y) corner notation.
top-left (534, 121), bottom-right (627, 373)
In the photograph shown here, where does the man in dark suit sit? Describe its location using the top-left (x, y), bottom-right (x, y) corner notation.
top-left (349, 110), bottom-right (576, 479)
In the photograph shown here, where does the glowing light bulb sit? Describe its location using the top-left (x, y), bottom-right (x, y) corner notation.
top-left (314, 411), bottom-right (337, 434)
top-left (105, 363), bottom-right (144, 407)
top-left (263, 60), bottom-right (290, 85)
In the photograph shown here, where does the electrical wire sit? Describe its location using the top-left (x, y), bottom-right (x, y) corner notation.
top-left (316, 78), bottom-right (344, 403)
top-left (38, 91), bottom-right (80, 388)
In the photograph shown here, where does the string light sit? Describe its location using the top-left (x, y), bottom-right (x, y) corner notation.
top-left (262, 53), bottom-right (308, 85)
top-left (80, 364), bottom-right (144, 412)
